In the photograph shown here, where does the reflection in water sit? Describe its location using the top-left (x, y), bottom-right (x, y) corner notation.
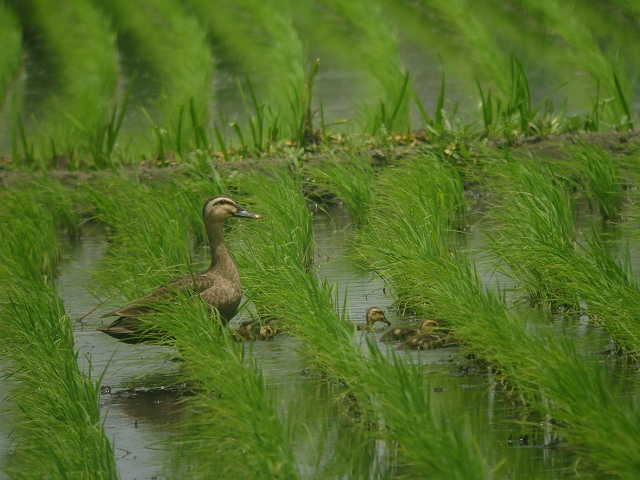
top-left (2, 204), bottom-right (626, 478)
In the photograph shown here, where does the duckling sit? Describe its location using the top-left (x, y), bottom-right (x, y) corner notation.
top-left (402, 332), bottom-right (462, 350)
top-left (233, 323), bottom-right (276, 341)
top-left (357, 307), bottom-right (392, 331)
top-left (98, 195), bottom-right (262, 344)
top-left (380, 319), bottom-right (438, 342)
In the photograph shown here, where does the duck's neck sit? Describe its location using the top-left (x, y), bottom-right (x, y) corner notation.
top-left (206, 219), bottom-right (236, 273)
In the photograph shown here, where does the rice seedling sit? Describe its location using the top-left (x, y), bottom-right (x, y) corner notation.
top-left (485, 157), bottom-right (577, 305)
top-left (304, 153), bottom-right (375, 227)
top-left (568, 143), bottom-right (624, 222)
top-left (319, 0), bottom-right (410, 136)
top-left (9, 0), bottom-right (119, 166)
top-left (517, 0), bottom-right (636, 129)
top-left (149, 296), bottom-right (299, 480)
top-left (83, 175), bottom-right (225, 302)
top-left (0, 184), bottom-right (116, 478)
top-left (0, 4), bottom-right (22, 104)
top-left (95, 0), bottom-right (213, 158)
top-left (233, 162), bottom-right (489, 478)
top-left (418, 0), bottom-right (511, 97)
top-left (184, 0), bottom-right (309, 146)
top-left (352, 155), bottom-right (640, 476)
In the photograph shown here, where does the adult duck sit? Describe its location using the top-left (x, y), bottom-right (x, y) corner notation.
top-left (98, 195), bottom-right (261, 343)
top-left (380, 319), bottom-right (438, 342)
top-left (357, 307), bottom-right (392, 331)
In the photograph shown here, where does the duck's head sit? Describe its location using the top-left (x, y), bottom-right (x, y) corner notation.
top-left (419, 319), bottom-right (438, 331)
top-left (366, 307), bottom-right (391, 326)
top-left (203, 196), bottom-right (262, 222)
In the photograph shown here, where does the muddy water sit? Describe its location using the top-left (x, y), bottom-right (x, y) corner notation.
top-left (2, 203), bottom-right (627, 479)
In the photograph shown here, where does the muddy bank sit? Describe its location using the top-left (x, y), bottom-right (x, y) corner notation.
top-left (0, 130), bottom-right (638, 190)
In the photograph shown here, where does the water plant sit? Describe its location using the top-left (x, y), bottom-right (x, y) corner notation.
top-left (516, 0), bottom-right (636, 129)
top-left (305, 153), bottom-right (375, 227)
top-left (352, 151), bottom-right (640, 476)
top-left (486, 157), bottom-right (577, 305)
top-left (0, 4), bottom-right (22, 104)
top-left (152, 297), bottom-right (299, 479)
top-left (94, 0), bottom-right (213, 158)
top-left (319, 0), bottom-right (410, 136)
top-left (233, 161), bottom-right (489, 479)
top-left (8, 0), bottom-right (119, 166)
top-left (0, 183), bottom-right (116, 478)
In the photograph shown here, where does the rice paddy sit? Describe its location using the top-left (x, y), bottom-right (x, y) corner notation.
top-left (1, 1), bottom-right (640, 479)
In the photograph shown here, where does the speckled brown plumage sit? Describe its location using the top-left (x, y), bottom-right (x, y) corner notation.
top-left (98, 196), bottom-right (261, 344)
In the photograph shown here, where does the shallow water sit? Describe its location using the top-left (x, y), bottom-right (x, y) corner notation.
top-left (1, 202), bottom-right (627, 478)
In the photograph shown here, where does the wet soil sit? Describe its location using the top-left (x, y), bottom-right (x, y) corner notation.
top-left (0, 131), bottom-right (638, 190)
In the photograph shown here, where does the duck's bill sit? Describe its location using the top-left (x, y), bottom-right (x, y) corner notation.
top-left (234, 205), bottom-right (262, 219)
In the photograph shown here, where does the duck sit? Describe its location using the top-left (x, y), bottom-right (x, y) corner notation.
top-left (356, 307), bottom-right (392, 331)
top-left (232, 321), bottom-right (277, 341)
top-left (402, 332), bottom-right (461, 350)
top-left (97, 195), bottom-right (262, 344)
top-left (380, 319), bottom-right (438, 342)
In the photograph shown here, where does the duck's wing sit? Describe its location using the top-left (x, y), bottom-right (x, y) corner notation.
top-left (101, 272), bottom-right (215, 319)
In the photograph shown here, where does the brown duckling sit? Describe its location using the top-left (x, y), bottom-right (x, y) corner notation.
top-left (380, 319), bottom-right (438, 342)
top-left (98, 196), bottom-right (262, 344)
top-left (357, 307), bottom-right (392, 331)
top-left (402, 332), bottom-right (462, 350)
top-left (233, 322), bottom-right (277, 341)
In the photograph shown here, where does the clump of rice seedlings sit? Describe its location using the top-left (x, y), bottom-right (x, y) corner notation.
top-left (319, 0), bottom-right (410, 136)
top-left (0, 186), bottom-right (116, 478)
top-left (83, 175), bottom-right (225, 302)
top-left (9, 0), bottom-right (119, 166)
top-left (422, 0), bottom-right (510, 97)
top-left (0, 4), bottom-right (22, 104)
top-left (477, 55), bottom-right (560, 137)
top-left (185, 0), bottom-right (310, 148)
top-left (97, 0), bottom-right (213, 158)
top-left (150, 296), bottom-right (298, 479)
top-left (304, 153), bottom-right (375, 227)
top-left (353, 160), bottom-right (640, 476)
top-left (517, 0), bottom-right (635, 129)
top-left (569, 143), bottom-right (623, 222)
top-left (354, 152), bottom-right (466, 312)
top-left (234, 163), bottom-right (489, 478)
top-left (486, 158), bottom-right (577, 305)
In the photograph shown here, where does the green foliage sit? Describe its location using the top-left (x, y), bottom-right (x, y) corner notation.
top-left (0, 183), bottom-right (116, 479)
top-left (305, 153), bottom-right (375, 227)
top-left (9, 0), bottom-right (119, 166)
top-left (486, 157), bottom-right (577, 304)
top-left (153, 298), bottom-right (298, 480)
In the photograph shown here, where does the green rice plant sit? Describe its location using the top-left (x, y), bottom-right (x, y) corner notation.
top-left (0, 4), bottom-right (22, 105)
top-left (83, 175), bottom-right (224, 303)
top-left (319, 0), bottom-right (410, 136)
top-left (233, 165), bottom-right (313, 318)
top-left (184, 0), bottom-right (307, 145)
top-left (0, 184), bottom-right (115, 478)
top-left (517, 0), bottom-right (636, 129)
top-left (304, 153), bottom-right (375, 227)
top-left (9, 0), bottom-right (119, 166)
top-left (419, 0), bottom-right (511, 97)
top-left (570, 144), bottom-right (623, 222)
top-left (95, 0), bottom-right (213, 158)
top-left (234, 162), bottom-right (491, 479)
top-left (0, 283), bottom-right (117, 479)
top-left (353, 152), bottom-right (466, 311)
top-left (353, 160), bottom-right (640, 476)
top-left (149, 296), bottom-right (298, 479)
top-left (485, 157), bottom-right (577, 304)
